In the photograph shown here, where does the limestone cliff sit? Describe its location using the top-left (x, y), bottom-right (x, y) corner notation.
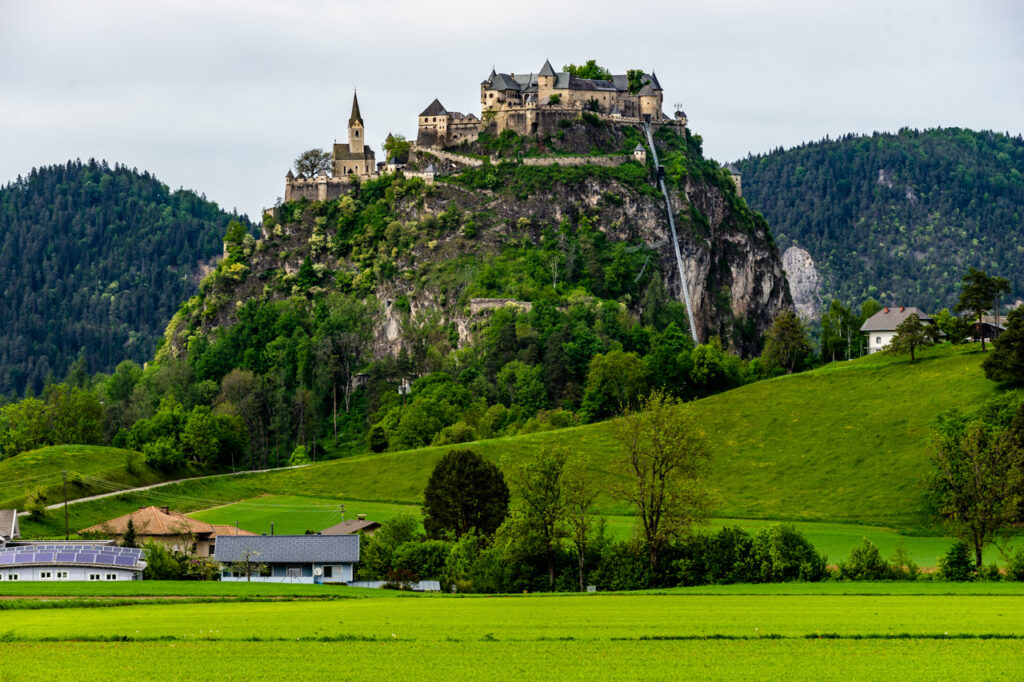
top-left (164, 124), bottom-right (791, 360)
top-left (781, 246), bottom-right (822, 320)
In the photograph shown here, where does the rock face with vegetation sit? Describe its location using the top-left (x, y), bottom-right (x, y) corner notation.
top-left (170, 122), bottom-right (789, 359)
top-left (0, 160), bottom-right (249, 397)
top-left (736, 127), bottom-right (1024, 310)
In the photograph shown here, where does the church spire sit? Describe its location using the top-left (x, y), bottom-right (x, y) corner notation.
top-left (349, 90), bottom-right (363, 127)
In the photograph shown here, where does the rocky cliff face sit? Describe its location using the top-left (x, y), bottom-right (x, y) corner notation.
top-left (167, 128), bottom-right (792, 360)
top-left (781, 246), bottom-right (822, 320)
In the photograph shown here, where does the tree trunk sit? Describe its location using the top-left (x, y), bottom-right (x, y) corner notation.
top-left (577, 547), bottom-right (585, 592)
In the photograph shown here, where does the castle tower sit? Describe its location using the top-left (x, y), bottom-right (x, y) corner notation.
top-left (348, 91), bottom-right (365, 156)
top-left (537, 59), bottom-right (556, 104)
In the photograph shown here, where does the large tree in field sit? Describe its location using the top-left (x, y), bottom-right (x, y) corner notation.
top-left (612, 391), bottom-right (711, 570)
top-left (983, 307), bottom-right (1024, 384)
top-left (886, 313), bottom-right (940, 362)
top-left (509, 447), bottom-right (569, 588)
top-left (928, 395), bottom-right (1024, 567)
top-left (761, 310), bottom-right (812, 374)
top-left (294, 148), bottom-right (332, 178)
top-left (956, 267), bottom-right (1011, 351)
top-left (423, 450), bottom-right (510, 539)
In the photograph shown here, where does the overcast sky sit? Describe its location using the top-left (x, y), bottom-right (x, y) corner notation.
top-left (2, 0), bottom-right (1021, 219)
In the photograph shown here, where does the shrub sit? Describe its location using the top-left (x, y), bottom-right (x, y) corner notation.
top-left (978, 562), bottom-right (1002, 582)
top-left (750, 524), bottom-right (827, 582)
top-left (675, 527), bottom-right (757, 586)
top-left (368, 425), bottom-right (388, 452)
top-left (938, 542), bottom-right (976, 581)
top-left (288, 445), bottom-right (310, 466)
top-left (888, 541), bottom-right (920, 580)
top-left (432, 421), bottom-right (475, 446)
top-left (591, 539), bottom-right (653, 591)
top-left (1006, 547), bottom-right (1024, 581)
top-left (839, 539), bottom-right (895, 581)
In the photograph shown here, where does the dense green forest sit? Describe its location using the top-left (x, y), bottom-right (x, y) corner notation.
top-left (0, 160), bottom-right (249, 397)
top-left (736, 128), bottom-right (1024, 310)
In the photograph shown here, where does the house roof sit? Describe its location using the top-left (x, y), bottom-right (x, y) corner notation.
top-left (860, 306), bottom-right (934, 332)
top-left (214, 534), bottom-right (360, 564)
top-left (320, 519), bottom-right (381, 535)
top-left (0, 510), bottom-right (19, 540)
top-left (209, 524), bottom-right (257, 538)
top-left (80, 506), bottom-right (214, 537)
top-left (419, 98), bottom-right (448, 117)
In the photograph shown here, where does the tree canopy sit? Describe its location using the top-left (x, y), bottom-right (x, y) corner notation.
top-left (562, 60), bottom-right (612, 82)
top-left (294, 149), bottom-right (332, 178)
top-left (423, 449), bottom-right (510, 539)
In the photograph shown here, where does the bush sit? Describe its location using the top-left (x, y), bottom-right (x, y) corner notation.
top-left (368, 425), bottom-right (388, 452)
top-left (839, 539), bottom-right (895, 581)
top-left (675, 527), bottom-right (757, 586)
top-left (432, 421), bottom-right (475, 446)
top-left (591, 539), bottom-right (653, 591)
top-left (979, 562), bottom-right (1002, 582)
top-left (288, 445), bottom-right (310, 466)
top-left (1006, 547), bottom-right (1024, 581)
top-left (888, 541), bottom-right (920, 580)
top-left (392, 539), bottom-right (452, 579)
top-left (938, 542), bottom-right (976, 581)
top-left (749, 524), bottom-right (827, 582)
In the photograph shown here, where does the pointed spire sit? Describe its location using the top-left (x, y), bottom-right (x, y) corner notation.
top-left (539, 59), bottom-right (555, 77)
top-left (489, 67), bottom-right (497, 80)
top-left (349, 90), bottom-right (363, 127)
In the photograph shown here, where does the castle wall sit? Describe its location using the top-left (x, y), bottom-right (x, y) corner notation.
top-left (520, 154), bottom-right (635, 168)
top-left (284, 177), bottom-right (353, 202)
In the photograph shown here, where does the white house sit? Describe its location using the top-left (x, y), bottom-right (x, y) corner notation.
top-left (860, 306), bottom-right (934, 354)
top-left (0, 541), bottom-right (147, 582)
top-left (215, 534), bottom-right (359, 584)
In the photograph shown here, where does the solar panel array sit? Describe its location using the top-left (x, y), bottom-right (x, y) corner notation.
top-left (0, 544), bottom-right (145, 567)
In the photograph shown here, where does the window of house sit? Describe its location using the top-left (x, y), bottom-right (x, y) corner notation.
top-left (57, 571), bottom-right (68, 579)
top-left (40, 571), bottom-right (52, 579)
top-left (323, 566), bottom-right (333, 578)
top-left (106, 574), bottom-right (117, 581)
top-left (876, 337), bottom-right (881, 344)
top-left (89, 573), bottom-right (100, 581)
top-left (7, 574), bottom-right (18, 581)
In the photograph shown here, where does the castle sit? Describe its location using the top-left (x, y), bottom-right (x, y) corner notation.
top-left (417, 59), bottom-right (682, 147)
top-left (284, 92), bottom-right (436, 202)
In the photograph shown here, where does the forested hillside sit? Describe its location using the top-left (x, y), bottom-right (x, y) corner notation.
top-left (0, 160), bottom-right (249, 397)
top-left (735, 128), bottom-right (1024, 310)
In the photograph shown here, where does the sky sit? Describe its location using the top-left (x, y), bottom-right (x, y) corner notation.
top-left (1, 0), bottom-right (1021, 219)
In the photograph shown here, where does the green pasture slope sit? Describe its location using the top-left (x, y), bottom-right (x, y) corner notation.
top-left (1, 585), bottom-right (1023, 679)
top-left (19, 345), bottom-right (1011, 563)
top-left (0, 445), bottom-right (163, 509)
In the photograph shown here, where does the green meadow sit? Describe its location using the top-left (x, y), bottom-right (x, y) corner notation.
top-left (1, 586), bottom-right (1023, 680)
top-left (17, 345), bottom-right (1018, 569)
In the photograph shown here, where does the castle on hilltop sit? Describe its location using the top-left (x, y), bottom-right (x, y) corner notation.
top-left (417, 59), bottom-right (683, 147)
top-left (284, 92), bottom-right (436, 202)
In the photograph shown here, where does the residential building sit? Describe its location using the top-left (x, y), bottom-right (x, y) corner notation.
top-left (81, 506), bottom-right (255, 557)
top-left (215, 534), bottom-right (359, 584)
top-left (860, 306), bottom-right (934, 354)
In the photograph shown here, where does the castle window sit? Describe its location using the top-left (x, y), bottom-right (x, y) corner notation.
top-left (354, 130), bottom-right (359, 137)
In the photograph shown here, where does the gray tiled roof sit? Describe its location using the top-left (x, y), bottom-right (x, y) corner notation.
top-left (860, 307), bottom-right (934, 332)
top-left (419, 98), bottom-right (448, 117)
top-left (489, 73), bottom-right (522, 91)
top-left (539, 59), bottom-right (556, 77)
top-left (215, 534), bottom-right (360, 564)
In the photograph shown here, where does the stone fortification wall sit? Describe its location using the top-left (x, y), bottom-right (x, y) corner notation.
top-left (284, 176), bottom-right (353, 202)
top-left (469, 298), bottom-right (533, 315)
top-left (521, 154), bottom-right (632, 168)
top-left (410, 145), bottom-right (485, 168)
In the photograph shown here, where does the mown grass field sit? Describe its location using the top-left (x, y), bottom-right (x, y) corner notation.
top-left (17, 345), bottom-right (1013, 553)
top-left (0, 445), bottom-right (163, 509)
top-left (1, 586), bottom-right (1023, 680)
top-left (189, 493), bottom-right (1017, 567)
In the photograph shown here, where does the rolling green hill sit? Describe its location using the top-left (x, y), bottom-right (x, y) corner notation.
top-left (0, 444), bottom-right (165, 509)
top-left (18, 343), bottom-right (1005, 541)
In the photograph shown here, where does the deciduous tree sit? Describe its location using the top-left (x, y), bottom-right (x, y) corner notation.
top-left (612, 391), bottom-right (711, 569)
top-left (423, 449), bottom-right (510, 539)
top-left (294, 148), bottom-right (332, 178)
top-left (885, 313), bottom-right (940, 362)
top-left (509, 447), bottom-right (568, 587)
top-left (983, 307), bottom-right (1024, 384)
top-left (956, 267), bottom-right (1011, 351)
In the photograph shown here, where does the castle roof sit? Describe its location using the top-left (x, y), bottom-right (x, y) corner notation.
top-left (334, 142), bottom-right (375, 162)
top-left (349, 92), bottom-right (363, 127)
top-left (634, 142), bottom-right (645, 152)
top-left (424, 163), bottom-right (437, 174)
top-left (539, 59), bottom-right (556, 77)
top-left (649, 71), bottom-right (663, 91)
top-left (419, 98), bottom-right (448, 117)
top-left (725, 163), bottom-right (740, 175)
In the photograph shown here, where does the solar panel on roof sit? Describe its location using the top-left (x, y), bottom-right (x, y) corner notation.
top-left (114, 556), bottom-right (134, 566)
top-left (96, 554), bottom-right (115, 565)
top-left (56, 552), bottom-right (76, 562)
top-left (15, 554), bottom-right (33, 563)
top-left (35, 553), bottom-right (53, 562)
top-left (78, 554), bottom-right (96, 562)
top-left (0, 555), bottom-right (12, 564)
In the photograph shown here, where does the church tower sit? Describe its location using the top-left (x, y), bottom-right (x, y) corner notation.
top-left (348, 91), bottom-right (365, 156)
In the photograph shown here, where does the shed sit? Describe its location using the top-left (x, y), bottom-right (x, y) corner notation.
top-left (320, 519), bottom-right (381, 536)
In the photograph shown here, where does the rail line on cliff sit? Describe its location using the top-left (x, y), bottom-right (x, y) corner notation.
top-left (643, 121), bottom-right (699, 344)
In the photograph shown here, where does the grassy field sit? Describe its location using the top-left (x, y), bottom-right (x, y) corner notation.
top-left (1, 587), bottom-right (1023, 679)
top-left (189, 493), bottom-right (1017, 567)
top-left (0, 445), bottom-right (164, 509)
top-left (16, 345), bottom-right (1011, 546)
